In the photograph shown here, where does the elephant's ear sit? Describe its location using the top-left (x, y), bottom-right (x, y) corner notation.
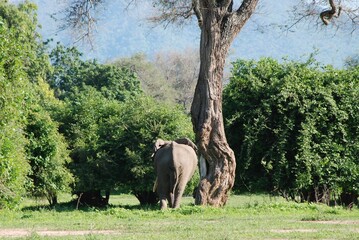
top-left (152, 139), bottom-right (168, 159)
top-left (174, 138), bottom-right (198, 153)
top-left (154, 139), bottom-right (166, 152)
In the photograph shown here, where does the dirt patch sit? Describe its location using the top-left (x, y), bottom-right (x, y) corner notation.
top-left (307, 220), bottom-right (359, 225)
top-left (0, 229), bottom-right (120, 238)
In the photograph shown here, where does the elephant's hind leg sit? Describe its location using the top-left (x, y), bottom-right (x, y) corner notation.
top-left (158, 190), bottom-right (169, 210)
top-left (157, 175), bottom-right (170, 210)
top-left (168, 169), bottom-right (177, 208)
top-left (173, 180), bottom-right (186, 209)
top-left (159, 196), bottom-right (168, 210)
top-left (168, 192), bottom-right (174, 208)
top-left (173, 190), bottom-right (184, 209)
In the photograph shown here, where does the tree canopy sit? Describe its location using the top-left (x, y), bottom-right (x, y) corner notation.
top-left (223, 57), bottom-right (359, 204)
top-left (0, 1), bottom-right (72, 208)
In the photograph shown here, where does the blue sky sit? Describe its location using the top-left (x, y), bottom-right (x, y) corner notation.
top-left (10, 0), bottom-right (359, 68)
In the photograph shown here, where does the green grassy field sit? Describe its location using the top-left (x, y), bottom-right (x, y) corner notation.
top-left (0, 194), bottom-right (358, 239)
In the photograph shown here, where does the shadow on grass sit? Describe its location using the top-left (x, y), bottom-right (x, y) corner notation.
top-left (21, 200), bottom-right (159, 213)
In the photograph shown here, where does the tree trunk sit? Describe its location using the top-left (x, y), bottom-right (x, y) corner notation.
top-left (191, 1), bottom-right (258, 207)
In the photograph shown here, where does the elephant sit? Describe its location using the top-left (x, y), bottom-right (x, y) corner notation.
top-left (152, 138), bottom-right (198, 209)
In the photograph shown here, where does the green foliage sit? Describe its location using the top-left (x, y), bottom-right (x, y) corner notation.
top-left (0, 1), bottom-right (73, 208)
top-left (48, 43), bottom-right (142, 101)
top-left (223, 58), bottom-right (359, 204)
top-left (59, 86), bottom-right (117, 193)
top-left (49, 44), bottom-right (195, 205)
top-left (58, 87), bottom-right (194, 204)
top-left (25, 107), bottom-right (73, 205)
top-left (0, 1), bottom-right (38, 208)
top-left (99, 96), bottom-right (194, 197)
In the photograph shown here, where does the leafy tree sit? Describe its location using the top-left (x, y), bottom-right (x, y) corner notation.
top-left (25, 107), bottom-right (73, 206)
top-left (48, 43), bottom-right (142, 101)
top-left (47, 44), bottom-right (147, 205)
top-left (58, 85), bottom-right (195, 206)
top-left (48, 44), bottom-right (196, 206)
top-left (0, 1), bottom-right (73, 208)
top-left (99, 95), bottom-right (195, 205)
top-left (111, 53), bottom-right (176, 104)
top-left (223, 58), bottom-right (359, 205)
top-left (0, 2), bottom-right (42, 208)
top-left (57, 86), bottom-right (115, 206)
top-left (25, 51), bottom-right (74, 206)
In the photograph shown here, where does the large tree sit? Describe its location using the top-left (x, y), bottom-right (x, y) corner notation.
top-left (181, 0), bottom-right (259, 207)
top-left (61, 0), bottom-right (358, 207)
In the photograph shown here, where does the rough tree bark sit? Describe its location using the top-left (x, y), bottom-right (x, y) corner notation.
top-left (191, 0), bottom-right (258, 207)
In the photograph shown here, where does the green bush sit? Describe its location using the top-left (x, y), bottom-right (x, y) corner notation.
top-left (0, 1), bottom-right (39, 208)
top-left (48, 43), bottom-right (142, 101)
top-left (58, 89), bottom-right (195, 205)
top-left (59, 87), bottom-right (118, 197)
top-left (99, 96), bottom-right (195, 204)
top-left (25, 107), bottom-right (73, 205)
top-left (0, 1), bottom-right (74, 208)
top-left (48, 43), bottom-right (196, 206)
top-left (223, 58), bottom-right (359, 205)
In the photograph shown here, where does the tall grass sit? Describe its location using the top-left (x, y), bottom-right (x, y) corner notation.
top-left (0, 194), bottom-right (358, 239)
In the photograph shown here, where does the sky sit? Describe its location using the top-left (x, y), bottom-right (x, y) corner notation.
top-left (9, 0), bottom-right (359, 68)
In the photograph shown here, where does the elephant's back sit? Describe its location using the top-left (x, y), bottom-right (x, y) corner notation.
top-left (172, 142), bottom-right (197, 167)
top-left (154, 144), bottom-right (174, 167)
top-left (155, 142), bottom-right (197, 168)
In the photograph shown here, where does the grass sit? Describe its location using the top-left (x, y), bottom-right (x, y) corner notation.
top-left (0, 194), bottom-right (358, 239)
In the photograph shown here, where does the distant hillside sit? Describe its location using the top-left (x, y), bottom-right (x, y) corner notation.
top-left (14, 0), bottom-right (359, 68)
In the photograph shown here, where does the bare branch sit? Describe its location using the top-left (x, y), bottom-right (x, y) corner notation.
top-left (193, 0), bottom-right (203, 27)
top-left (287, 0), bottom-right (359, 33)
top-left (219, 0), bottom-right (258, 41)
top-left (235, 0), bottom-right (259, 24)
top-left (149, 0), bottom-right (194, 27)
top-left (54, 0), bottom-right (104, 47)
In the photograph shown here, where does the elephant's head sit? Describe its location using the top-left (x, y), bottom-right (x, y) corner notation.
top-left (151, 139), bottom-right (170, 159)
top-left (154, 139), bottom-right (166, 152)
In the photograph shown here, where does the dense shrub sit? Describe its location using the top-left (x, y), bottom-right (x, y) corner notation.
top-left (99, 96), bottom-right (195, 204)
top-left (0, 1), bottom-right (51, 208)
top-left (25, 107), bottom-right (73, 206)
top-left (49, 44), bottom-right (196, 206)
top-left (59, 89), bottom-right (195, 206)
top-left (57, 87), bottom-right (115, 206)
top-left (0, 2), bottom-right (73, 208)
top-left (223, 58), bottom-right (359, 205)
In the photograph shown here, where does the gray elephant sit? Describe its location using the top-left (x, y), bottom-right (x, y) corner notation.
top-left (152, 138), bottom-right (198, 209)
